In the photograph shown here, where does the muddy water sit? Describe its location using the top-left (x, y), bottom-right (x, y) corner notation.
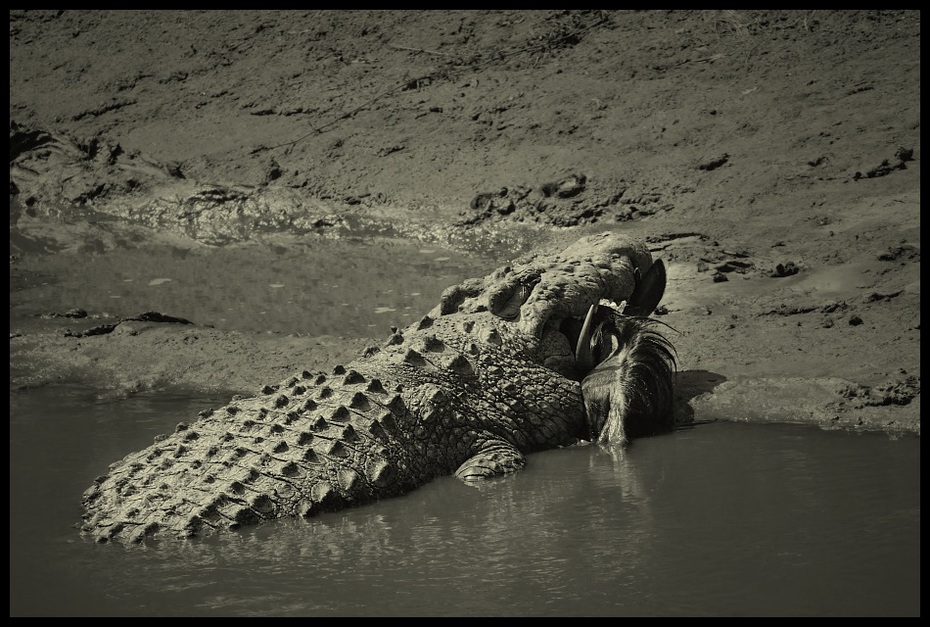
top-left (9, 233), bottom-right (920, 616)
top-left (10, 232), bottom-right (499, 336)
top-left (9, 387), bottom-right (920, 617)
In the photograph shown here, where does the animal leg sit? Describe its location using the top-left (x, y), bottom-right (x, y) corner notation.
top-left (454, 439), bottom-right (527, 482)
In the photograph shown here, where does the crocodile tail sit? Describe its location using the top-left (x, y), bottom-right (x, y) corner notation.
top-left (581, 316), bottom-right (677, 444)
top-left (80, 367), bottom-right (423, 543)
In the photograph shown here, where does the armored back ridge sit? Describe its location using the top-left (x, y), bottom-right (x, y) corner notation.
top-left (81, 232), bottom-right (675, 543)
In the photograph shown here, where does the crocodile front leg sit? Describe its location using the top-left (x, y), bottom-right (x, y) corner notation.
top-left (454, 440), bottom-right (526, 481)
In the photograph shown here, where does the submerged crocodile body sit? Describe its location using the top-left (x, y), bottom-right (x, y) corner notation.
top-left (81, 232), bottom-right (675, 543)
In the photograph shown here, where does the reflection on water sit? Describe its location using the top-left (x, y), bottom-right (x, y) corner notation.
top-left (9, 385), bottom-right (920, 616)
top-left (10, 235), bottom-right (497, 337)
top-left (8, 231), bottom-right (920, 616)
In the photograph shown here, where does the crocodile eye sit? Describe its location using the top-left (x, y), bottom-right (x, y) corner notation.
top-left (488, 273), bottom-right (541, 320)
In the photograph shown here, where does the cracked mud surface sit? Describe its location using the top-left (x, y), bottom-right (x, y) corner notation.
top-left (10, 10), bottom-right (919, 434)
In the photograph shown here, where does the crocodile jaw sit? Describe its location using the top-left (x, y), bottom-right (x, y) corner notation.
top-left (540, 299), bottom-right (624, 379)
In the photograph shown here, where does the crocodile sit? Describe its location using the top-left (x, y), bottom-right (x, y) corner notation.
top-left (80, 231), bottom-right (676, 543)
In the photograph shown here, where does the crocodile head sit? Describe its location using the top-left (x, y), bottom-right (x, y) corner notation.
top-left (433, 231), bottom-right (663, 379)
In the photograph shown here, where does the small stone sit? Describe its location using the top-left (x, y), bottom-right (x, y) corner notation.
top-left (771, 262), bottom-right (799, 278)
top-left (895, 147), bottom-right (914, 162)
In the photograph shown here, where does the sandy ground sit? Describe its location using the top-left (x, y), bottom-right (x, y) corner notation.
top-left (10, 10), bottom-right (920, 434)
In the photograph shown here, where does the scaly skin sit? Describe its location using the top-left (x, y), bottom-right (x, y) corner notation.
top-left (81, 232), bottom-right (657, 543)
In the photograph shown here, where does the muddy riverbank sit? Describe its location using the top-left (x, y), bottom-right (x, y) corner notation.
top-left (10, 10), bottom-right (920, 434)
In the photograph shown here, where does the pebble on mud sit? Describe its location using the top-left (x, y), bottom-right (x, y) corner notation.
top-left (852, 147), bottom-right (913, 180)
top-left (877, 245), bottom-right (919, 262)
top-left (848, 314), bottom-right (864, 326)
top-left (539, 173), bottom-right (586, 198)
top-left (262, 157), bottom-right (283, 185)
top-left (470, 187), bottom-right (509, 210)
top-left (697, 153), bottom-right (729, 171)
top-left (771, 262), bottom-right (799, 277)
top-left (895, 146), bottom-right (914, 162)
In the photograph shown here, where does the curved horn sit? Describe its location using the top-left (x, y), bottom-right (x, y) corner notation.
top-left (574, 303), bottom-right (598, 373)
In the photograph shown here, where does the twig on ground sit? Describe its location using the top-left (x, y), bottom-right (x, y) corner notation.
top-left (388, 44), bottom-right (456, 57)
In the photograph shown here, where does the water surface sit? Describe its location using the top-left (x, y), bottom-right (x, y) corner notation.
top-left (10, 233), bottom-right (497, 336)
top-left (9, 231), bottom-right (920, 616)
top-left (9, 386), bottom-right (919, 616)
